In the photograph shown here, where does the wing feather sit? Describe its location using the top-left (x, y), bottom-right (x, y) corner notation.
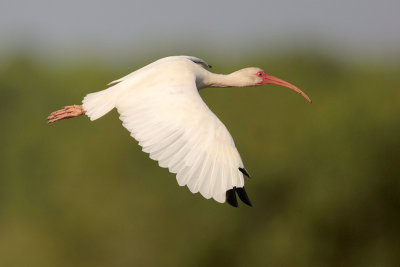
top-left (115, 77), bottom-right (246, 203)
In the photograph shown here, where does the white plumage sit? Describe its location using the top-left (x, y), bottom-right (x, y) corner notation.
top-left (50, 55), bottom-right (311, 207)
top-left (83, 56), bottom-right (245, 204)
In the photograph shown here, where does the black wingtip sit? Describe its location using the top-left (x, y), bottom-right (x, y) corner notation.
top-left (208, 64), bottom-right (212, 68)
top-left (236, 187), bottom-right (253, 207)
top-left (226, 187), bottom-right (238, 207)
top-left (239, 167), bottom-right (251, 178)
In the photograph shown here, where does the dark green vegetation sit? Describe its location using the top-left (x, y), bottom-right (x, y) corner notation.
top-left (1, 52), bottom-right (399, 266)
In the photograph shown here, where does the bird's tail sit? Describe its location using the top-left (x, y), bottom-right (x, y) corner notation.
top-left (82, 87), bottom-right (119, 121)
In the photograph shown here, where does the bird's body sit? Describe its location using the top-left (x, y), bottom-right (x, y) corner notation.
top-left (48, 55), bottom-right (311, 207)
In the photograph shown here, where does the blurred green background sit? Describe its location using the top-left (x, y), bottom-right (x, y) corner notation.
top-left (1, 51), bottom-right (399, 267)
top-left (2, 1), bottom-right (400, 266)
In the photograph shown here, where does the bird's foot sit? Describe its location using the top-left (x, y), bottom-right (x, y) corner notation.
top-left (47, 105), bottom-right (86, 123)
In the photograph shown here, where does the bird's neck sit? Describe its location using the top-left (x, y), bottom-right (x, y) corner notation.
top-left (200, 71), bottom-right (253, 89)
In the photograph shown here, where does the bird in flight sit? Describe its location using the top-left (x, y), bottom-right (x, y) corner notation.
top-left (48, 56), bottom-right (311, 207)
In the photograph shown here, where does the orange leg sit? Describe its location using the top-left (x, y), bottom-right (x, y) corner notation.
top-left (47, 105), bottom-right (86, 123)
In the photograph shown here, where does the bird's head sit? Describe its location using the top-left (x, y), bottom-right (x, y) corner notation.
top-left (235, 67), bottom-right (312, 103)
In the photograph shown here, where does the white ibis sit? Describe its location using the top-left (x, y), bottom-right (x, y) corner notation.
top-left (48, 56), bottom-right (311, 207)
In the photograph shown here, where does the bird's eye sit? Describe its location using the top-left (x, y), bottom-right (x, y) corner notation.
top-left (257, 72), bottom-right (263, 77)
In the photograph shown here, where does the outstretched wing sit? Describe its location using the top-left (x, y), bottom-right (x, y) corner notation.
top-left (115, 79), bottom-right (248, 204)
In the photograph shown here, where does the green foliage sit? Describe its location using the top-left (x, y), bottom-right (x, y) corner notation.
top-left (0, 53), bottom-right (399, 266)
